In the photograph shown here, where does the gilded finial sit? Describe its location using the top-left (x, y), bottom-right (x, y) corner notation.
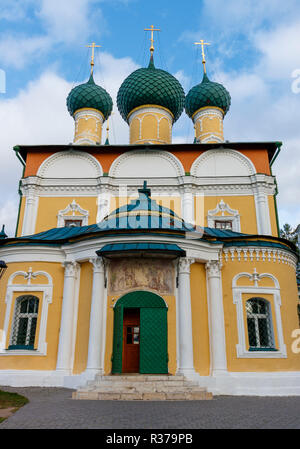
top-left (194, 39), bottom-right (210, 74)
top-left (86, 42), bottom-right (101, 75)
top-left (144, 24), bottom-right (161, 56)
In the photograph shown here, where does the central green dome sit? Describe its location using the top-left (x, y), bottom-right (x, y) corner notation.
top-left (117, 56), bottom-right (185, 123)
top-left (67, 74), bottom-right (113, 120)
top-left (185, 72), bottom-right (231, 118)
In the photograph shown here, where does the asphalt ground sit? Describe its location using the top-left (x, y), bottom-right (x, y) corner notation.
top-left (0, 386), bottom-right (299, 431)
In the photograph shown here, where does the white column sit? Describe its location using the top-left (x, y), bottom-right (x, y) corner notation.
top-left (181, 188), bottom-right (194, 224)
top-left (56, 261), bottom-right (79, 373)
top-left (205, 260), bottom-right (227, 375)
top-left (86, 257), bottom-right (106, 374)
top-left (255, 189), bottom-right (271, 235)
top-left (21, 187), bottom-right (39, 236)
top-left (177, 257), bottom-right (196, 378)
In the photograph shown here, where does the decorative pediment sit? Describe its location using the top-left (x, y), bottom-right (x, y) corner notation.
top-left (57, 200), bottom-right (89, 227)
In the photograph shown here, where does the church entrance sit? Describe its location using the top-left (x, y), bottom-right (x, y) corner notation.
top-left (111, 291), bottom-right (168, 374)
top-left (122, 308), bottom-right (140, 373)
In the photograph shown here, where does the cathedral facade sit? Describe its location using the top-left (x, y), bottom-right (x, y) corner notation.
top-left (0, 45), bottom-right (299, 397)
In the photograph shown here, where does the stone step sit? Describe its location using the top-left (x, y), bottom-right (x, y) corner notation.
top-left (97, 375), bottom-right (185, 382)
top-left (73, 390), bottom-right (213, 401)
top-left (79, 385), bottom-right (208, 394)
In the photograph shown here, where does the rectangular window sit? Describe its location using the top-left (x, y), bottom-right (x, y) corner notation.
top-left (214, 220), bottom-right (232, 230)
top-left (64, 219), bottom-right (82, 227)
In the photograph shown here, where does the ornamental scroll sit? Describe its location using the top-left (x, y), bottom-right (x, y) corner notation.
top-left (108, 258), bottom-right (174, 295)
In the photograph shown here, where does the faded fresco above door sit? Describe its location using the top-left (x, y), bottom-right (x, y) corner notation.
top-left (108, 258), bottom-right (174, 295)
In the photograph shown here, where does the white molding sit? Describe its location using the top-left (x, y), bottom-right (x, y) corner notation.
top-left (108, 149), bottom-right (185, 178)
top-left (207, 199), bottom-right (241, 232)
top-left (57, 199), bottom-right (89, 227)
top-left (191, 148), bottom-right (256, 177)
top-left (223, 246), bottom-right (297, 269)
top-left (0, 269), bottom-right (53, 356)
top-left (232, 270), bottom-right (287, 358)
top-left (37, 150), bottom-right (103, 179)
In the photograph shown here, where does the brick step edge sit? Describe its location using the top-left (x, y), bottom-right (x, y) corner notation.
top-left (72, 391), bottom-right (213, 401)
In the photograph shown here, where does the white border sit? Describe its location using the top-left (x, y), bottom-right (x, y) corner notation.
top-left (232, 271), bottom-right (287, 358)
top-left (1, 269), bottom-right (53, 356)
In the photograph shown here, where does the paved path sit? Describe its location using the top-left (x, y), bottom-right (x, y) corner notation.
top-left (0, 386), bottom-right (300, 429)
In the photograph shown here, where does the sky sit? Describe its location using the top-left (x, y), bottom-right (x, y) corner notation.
top-left (1, 0), bottom-right (300, 236)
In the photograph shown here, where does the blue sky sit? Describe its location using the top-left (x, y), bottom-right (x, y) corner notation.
top-left (1, 0), bottom-right (300, 236)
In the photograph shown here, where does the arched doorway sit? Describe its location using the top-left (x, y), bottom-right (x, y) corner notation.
top-left (111, 291), bottom-right (168, 374)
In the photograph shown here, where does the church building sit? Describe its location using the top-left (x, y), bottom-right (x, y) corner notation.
top-left (0, 33), bottom-right (299, 398)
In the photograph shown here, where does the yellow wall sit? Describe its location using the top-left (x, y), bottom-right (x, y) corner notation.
top-left (221, 256), bottom-right (300, 372)
top-left (34, 197), bottom-right (98, 234)
top-left (196, 195), bottom-right (259, 234)
top-left (190, 263), bottom-right (210, 375)
top-left (0, 262), bottom-right (64, 370)
top-left (129, 106), bottom-right (172, 145)
top-left (268, 195), bottom-right (279, 237)
top-left (16, 197), bottom-right (26, 237)
top-left (73, 262), bottom-right (93, 374)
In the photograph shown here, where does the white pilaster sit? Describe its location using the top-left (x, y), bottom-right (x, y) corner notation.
top-left (205, 260), bottom-right (227, 375)
top-left (181, 189), bottom-right (194, 224)
top-left (255, 190), bottom-right (271, 235)
top-left (56, 261), bottom-right (80, 373)
top-left (177, 257), bottom-right (196, 378)
top-left (86, 257), bottom-right (106, 375)
top-left (21, 188), bottom-right (39, 236)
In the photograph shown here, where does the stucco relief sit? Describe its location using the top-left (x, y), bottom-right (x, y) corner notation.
top-left (108, 258), bottom-right (174, 295)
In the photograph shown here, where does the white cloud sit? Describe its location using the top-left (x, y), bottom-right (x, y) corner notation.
top-left (0, 51), bottom-right (139, 236)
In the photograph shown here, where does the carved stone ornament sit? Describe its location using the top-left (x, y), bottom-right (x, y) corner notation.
top-left (205, 260), bottom-right (222, 278)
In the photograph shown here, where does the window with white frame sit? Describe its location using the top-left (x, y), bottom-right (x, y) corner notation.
top-left (246, 297), bottom-right (276, 351)
top-left (9, 295), bottom-right (39, 350)
top-left (207, 199), bottom-right (241, 232)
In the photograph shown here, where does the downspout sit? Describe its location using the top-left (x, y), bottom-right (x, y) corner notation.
top-left (270, 142), bottom-right (282, 237)
top-left (13, 146), bottom-right (26, 238)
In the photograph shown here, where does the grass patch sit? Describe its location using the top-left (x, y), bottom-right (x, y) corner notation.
top-left (0, 389), bottom-right (29, 422)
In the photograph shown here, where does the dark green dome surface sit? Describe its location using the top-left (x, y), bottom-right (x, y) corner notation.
top-left (67, 74), bottom-right (113, 119)
top-left (185, 73), bottom-right (231, 117)
top-left (117, 56), bottom-right (185, 123)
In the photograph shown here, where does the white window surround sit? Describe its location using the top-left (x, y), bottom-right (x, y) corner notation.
top-left (57, 200), bottom-right (89, 228)
top-left (232, 270), bottom-right (287, 358)
top-left (1, 269), bottom-right (53, 356)
top-left (207, 199), bottom-right (241, 232)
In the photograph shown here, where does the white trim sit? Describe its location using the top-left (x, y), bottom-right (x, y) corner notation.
top-left (57, 199), bottom-right (89, 227)
top-left (0, 269), bottom-right (53, 356)
top-left (207, 199), bottom-right (241, 232)
top-left (190, 148), bottom-right (256, 177)
top-left (108, 149), bottom-right (185, 178)
top-left (37, 150), bottom-right (103, 179)
top-left (232, 270), bottom-right (287, 358)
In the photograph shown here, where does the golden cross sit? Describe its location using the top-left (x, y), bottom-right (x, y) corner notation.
top-left (144, 25), bottom-right (161, 55)
top-left (194, 39), bottom-right (210, 73)
top-left (86, 42), bottom-right (101, 74)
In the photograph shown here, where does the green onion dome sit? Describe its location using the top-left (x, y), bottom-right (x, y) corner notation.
top-left (66, 73), bottom-right (113, 120)
top-left (117, 56), bottom-right (185, 123)
top-left (185, 72), bottom-right (231, 118)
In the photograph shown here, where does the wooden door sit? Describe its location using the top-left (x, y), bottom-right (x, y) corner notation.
top-left (122, 308), bottom-right (140, 373)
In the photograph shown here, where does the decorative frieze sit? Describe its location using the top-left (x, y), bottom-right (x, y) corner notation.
top-left (222, 247), bottom-right (297, 269)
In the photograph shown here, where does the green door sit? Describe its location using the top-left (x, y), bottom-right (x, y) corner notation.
top-left (140, 307), bottom-right (168, 374)
top-left (112, 291), bottom-right (168, 374)
top-left (111, 305), bottom-right (123, 373)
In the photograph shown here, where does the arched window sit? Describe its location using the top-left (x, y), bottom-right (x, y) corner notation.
top-left (246, 297), bottom-right (276, 351)
top-left (9, 295), bottom-right (39, 350)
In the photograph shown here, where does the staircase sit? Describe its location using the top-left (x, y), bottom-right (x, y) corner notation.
top-left (72, 374), bottom-right (213, 400)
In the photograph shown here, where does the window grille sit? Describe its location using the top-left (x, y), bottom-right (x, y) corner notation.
top-left (246, 297), bottom-right (276, 351)
top-left (9, 295), bottom-right (39, 350)
top-left (214, 220), bottom-right (232, 230)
